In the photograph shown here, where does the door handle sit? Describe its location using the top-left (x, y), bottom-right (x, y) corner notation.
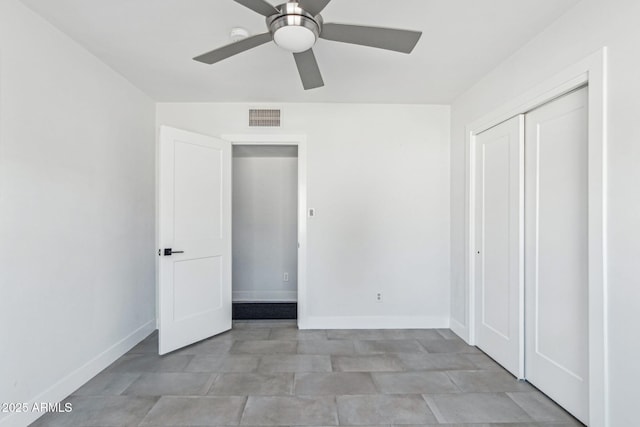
top-left (163, 248), bottom-right (184, 256)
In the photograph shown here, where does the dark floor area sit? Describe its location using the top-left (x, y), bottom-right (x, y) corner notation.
top-left (232, 302), bottom-right (297, 320)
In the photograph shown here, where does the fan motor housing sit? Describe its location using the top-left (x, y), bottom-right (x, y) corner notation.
top-left (267, 2), bottom-right (322, 53)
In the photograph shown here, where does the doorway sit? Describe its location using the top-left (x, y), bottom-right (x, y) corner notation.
top-left (158, 129), bottom-right (309, 355)
top-left (231, 145), bottom-right (299, 320)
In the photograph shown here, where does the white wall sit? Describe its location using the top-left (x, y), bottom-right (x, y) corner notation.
top-left (450, 0), bottom-right (640, 424)
top-left (232, 146), bottom-right (298, 302)
top-left (0, 1), bottom-right (156, 426)
top-left (157, 103), bottom-right (451, 328)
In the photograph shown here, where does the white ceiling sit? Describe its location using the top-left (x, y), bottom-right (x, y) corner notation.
top-left (21, 0), bottom-right (581, 104)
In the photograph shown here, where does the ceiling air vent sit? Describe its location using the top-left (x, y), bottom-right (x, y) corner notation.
top-left (249, 109), bottom-right (281, 127)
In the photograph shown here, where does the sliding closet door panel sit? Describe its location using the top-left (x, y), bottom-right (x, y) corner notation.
top-left (474, 115), bottom-right (524, 377)
top-left (525, 87), bottom-right (589, 424)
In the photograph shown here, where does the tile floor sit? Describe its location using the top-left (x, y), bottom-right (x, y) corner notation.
top-left (32, 321), bottom-right (584, 426)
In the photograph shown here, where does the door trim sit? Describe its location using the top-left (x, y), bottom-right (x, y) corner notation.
top-left (222, 134), bottom-right (308, 329)
top-left (461, 48), bottom-right (608, 427)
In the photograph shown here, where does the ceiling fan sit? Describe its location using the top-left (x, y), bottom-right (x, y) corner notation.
top-left (193, 0), bottom-right (422, 90)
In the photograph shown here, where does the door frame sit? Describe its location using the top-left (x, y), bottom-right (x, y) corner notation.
top-left (460, 48), bottom-right (608, 426)
top-left (222, 134), bottom-right (309, 328)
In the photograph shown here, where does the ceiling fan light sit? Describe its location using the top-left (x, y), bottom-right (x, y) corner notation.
top-left (269, 13), bottom-right (320, 53)
top-left (274, 25), bottom-right (316, 53)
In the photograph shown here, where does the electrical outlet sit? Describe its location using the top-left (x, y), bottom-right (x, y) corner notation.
top-left (376, 292), bottom-right (383, 303)
top-left (283, 272), bottom-right (289, 282)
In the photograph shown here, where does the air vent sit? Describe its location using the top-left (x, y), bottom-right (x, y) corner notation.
top-left (249, 109), bottom-right (281, 127)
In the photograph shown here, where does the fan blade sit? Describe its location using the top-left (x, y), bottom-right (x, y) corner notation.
top-left (193, 32), bottom-right (272, 65)
top-left (234, 0), bottom-right (279, 17)
top-left (297, 0), bottom-right (332, 16)
top-left (293, 49), bottom-right (324, 90)
top-left (320, 23), bottom-right (422, 54)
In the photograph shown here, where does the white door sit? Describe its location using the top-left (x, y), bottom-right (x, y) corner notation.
top-left (525, 87), bottom-right (589, 423)
top-left (474, 115), bottom-right (524, 378)
top-left (158, 126), bottom-right (232, 355)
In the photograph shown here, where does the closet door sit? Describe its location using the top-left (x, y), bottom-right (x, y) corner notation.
top-left (474, 115), bottom-right (524, 378)
top-left (525, 87), bottom-right (589, 424)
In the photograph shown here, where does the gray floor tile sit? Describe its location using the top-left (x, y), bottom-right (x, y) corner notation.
top-left (31, 396), bottom-right (158, 427)
top-left (128, 332), bottom-right (158, 354)
top-left (436, 329), bottom-right (460, 340)
top-left (332, 355), bottom-right (406, 372)
top-left (173, 338), bottom-right (233, 355)
top-left (105, 353), bottom-right (193, 373)
top-left (395, 425), bottom-right (489, 427)
top-left (382, 329), bottom-right (444, 341)
top-left (48, 324), bottom-right (577, 427)
top-left (209, 373), bottom-right (294, 396)
top-left (231, 340), bottom-right (298, 354)
top-left (298, 340), bottom-right (356, 355)
top-left (464, 353), bottom-right (506, 370)
top-left (423, 392), bottom-right (533, 424)
top-left (327, 329), bottom-right (391, 340)
top-left (537, 423), bottom-right (586, 427)
top-left (184, 355), bottom-right (260, 373)
top-left (372, 371), bottom-right (459, 394)
top-left (396, 353), bottom-right (478, 371)
top-left (419, 338), bottom-right (481, 354)
top-left (447, 370), bottom-right (533, 393)
top-left (355, 340), bottom-right (426, 354)
top-left (241, 396), bottom-right (338, 426)
top-left (398, 424), bottom-right (491, 427)
top-left (486, 423), bottom-right (582, 427)
top-left (337, 394), bottom-right (438, 425)
top-left (259, 354), bottom-right (332, 373)
top-left (122, 373), bottom-right (213, 396)
top-left (294, 372), bottom-right (377, 395)
top-left (507, 392), bottom-right (579, 423)
top-left (72, 373), bottom-right (140, 396)
top-left (269, 329), bottom-right (329, 341)
top-left (140, 396), bottom-right (246, 426)
top-left (234, 320), bottom-right (297, 329)
top-left (217, 328), bottom-right (273, 341)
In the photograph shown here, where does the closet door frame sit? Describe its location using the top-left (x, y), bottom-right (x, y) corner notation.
top-left (462, 48), bottom-right (608, 427)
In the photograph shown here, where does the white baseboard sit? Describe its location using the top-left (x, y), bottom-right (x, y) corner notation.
top-left (232, 290), bottom-right (297, 302)
top-left (299, 315), bottom-right (449, 330)
top-left (1, 320), bottom-right (156, 427)
top-left (450, 318), bottom-right (470, 343)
